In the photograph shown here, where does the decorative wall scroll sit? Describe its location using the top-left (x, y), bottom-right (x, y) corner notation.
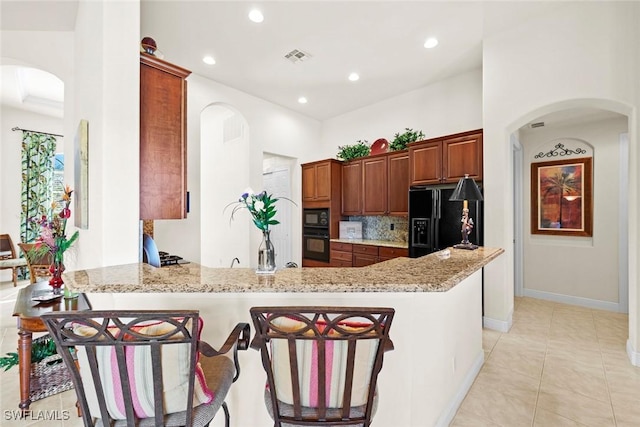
top-left (534, 143), bottom-right (587, 159)
top-left (74, 120), bottom-right (89, 229)
top-left (531, 157), bottom-right (592, 237)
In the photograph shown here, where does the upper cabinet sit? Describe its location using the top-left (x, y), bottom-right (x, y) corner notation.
top-left (387, 151), bottom-right (409, 216)
top-left (341, 160), bottom-right (362, 215)
top-left (301, 159), bottom-right (342, 205)
top-left (341, 150), bottom-right (409, 217)
top-left (362, 156), bottom-right (388, 215)
top-left (410, 130), bottom-right (483, 186)
top-left (140, 53), bottom-right (191, 220)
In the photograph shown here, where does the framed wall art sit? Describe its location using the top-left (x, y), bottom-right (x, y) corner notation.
top-left (531, 157), bottom-right (592, 237)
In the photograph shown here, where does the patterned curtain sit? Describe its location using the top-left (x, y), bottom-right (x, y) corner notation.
top-left (21, 131), bottom-right (57, 243)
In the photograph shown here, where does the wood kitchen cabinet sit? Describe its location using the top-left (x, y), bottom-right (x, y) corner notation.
top-left (330, 241), bottom-right (353, 267)
top-left (352, 244), bottom-right (379, 267)
top-left (378, 246), bottom-right (409, 262)
top-left (329, 241), bottom-right (407, 267)
top-left (410, 129), bottom-right (483, 186)
top-left (342, 150), bottom-right (409, 217)
top-left (387, 151), bottom-right (409, 216)
top-left (302, 159), bottom-right (341, 202)
top-left (341, 160), bottom-right (362, 215)
top-left (362, 156), bottom-right (388, 215)
top-left (140, 53), bottom-right (191, 220)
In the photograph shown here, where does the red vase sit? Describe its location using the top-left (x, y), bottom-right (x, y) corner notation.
top-left (49, 261), bottom-right (65, 293)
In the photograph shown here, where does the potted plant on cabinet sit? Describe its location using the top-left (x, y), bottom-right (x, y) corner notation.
top-left (337, 140), bottom-right (370, 161)
top-left (389, 128), bottom-right (425, 151)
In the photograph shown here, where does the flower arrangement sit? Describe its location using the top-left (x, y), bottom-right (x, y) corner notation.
top-left (227, 188), bottom-right (283, 232)
top-left (30, 185), bottom-right (79, 287)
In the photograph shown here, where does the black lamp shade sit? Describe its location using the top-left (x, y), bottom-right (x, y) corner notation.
top-left (449, 175), bottom-right (483, 201)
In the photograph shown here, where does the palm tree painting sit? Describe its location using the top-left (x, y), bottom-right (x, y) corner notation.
top-left (532, 157), bottom-right (593, 236)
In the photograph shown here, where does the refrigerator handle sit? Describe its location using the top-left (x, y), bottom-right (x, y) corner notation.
top-left (435, 189), bottom-right (441, 218)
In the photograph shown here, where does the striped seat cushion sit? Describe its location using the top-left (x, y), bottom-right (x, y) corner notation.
top-left (73, 318), bottom-right (214, 420)
top-left (269, 316), bottom-right (379, 409)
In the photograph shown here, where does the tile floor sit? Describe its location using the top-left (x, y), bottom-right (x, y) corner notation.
top-left (0, 280), bottom-right (638, 426)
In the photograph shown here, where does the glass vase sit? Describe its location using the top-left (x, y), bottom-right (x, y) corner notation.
top-left (49, 259), bottom-right (65, 294)
top-left (256, 230), bottom-right (276, 274)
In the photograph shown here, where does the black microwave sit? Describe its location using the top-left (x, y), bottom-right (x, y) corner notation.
top-left (303, 208), bottom-right (329, 228)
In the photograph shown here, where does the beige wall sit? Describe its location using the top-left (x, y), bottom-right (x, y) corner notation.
top-left (521, 117), bottom-right (627, 308)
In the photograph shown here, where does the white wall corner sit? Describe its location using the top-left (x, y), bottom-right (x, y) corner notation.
top-left (627, 339), bottom-right (640, 367)
top-left (435, 350), bottom-right (484, 427)
top-left (483, 310), bottom-right (513, 333)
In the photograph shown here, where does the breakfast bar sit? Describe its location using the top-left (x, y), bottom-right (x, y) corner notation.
top-left (63, 247), bottom-right (503, 427)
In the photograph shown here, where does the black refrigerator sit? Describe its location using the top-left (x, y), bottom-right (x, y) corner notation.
top-left (408, 186), bottom-right (484, 258)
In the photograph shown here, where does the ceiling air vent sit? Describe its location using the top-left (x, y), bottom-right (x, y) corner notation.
top-left (284, 49), bottom-right (312, 64)
top-left (530, 121), bottom-right (545, 128)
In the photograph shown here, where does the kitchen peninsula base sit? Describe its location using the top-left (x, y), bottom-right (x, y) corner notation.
top-left (65, 248), bottom-right (503, 427)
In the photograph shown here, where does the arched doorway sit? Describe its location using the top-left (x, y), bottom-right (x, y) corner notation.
top-left (510, 102), bottom-right (630, 314)
top-left (0, 64), bottom-right (64, 284)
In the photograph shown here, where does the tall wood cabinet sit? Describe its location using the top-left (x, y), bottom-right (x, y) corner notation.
top-left (410, 129), bottom-right (483, 186)
top-left (140, 53), bottom-right (191, 220)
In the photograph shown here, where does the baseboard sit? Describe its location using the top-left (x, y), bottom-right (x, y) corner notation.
top-left (435, 351), bottom-right (484, 427)
top-left (524, 289), bottom-right (620, 312)
top-left (627, 340), bottom-right (640, 367)
top-left (483, 309), bottom-right (513, 333)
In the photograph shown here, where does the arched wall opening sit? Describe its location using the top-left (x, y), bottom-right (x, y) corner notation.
top-left (0, 61), bottom-right (65, 283)
top-left (507, 98), bottom-right (634, 360)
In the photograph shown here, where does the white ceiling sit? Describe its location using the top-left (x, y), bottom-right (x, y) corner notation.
top-left (2, 0), bottom-right (620, 127)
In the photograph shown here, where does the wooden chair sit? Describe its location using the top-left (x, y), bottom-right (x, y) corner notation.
top-left (0, 234), bottom-right (27, 286)
top-left (249, 306), bottom-right (395, 427)
top-left (41, 310), bottom-right (250, 427)
top-left (18, 243), bottom-right (53, 284)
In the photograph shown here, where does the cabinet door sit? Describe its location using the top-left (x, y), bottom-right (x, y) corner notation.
top-left (363, 156), bottom-right (388, 215)
top-left (302, 164), bottom-right (317, 201)
top-left (352, 253), bottom-right (378, 267)
top-left (140, 56), bottom-right (190, 220)
top-left (341, 160), bottom-right (362, 215)
top-left (387, 152), bottom-right (409, 216)
top-left (443, 133), bottom-right (483, 183)
top-left (314, 162), bottom-right (332, 201)
top-left (410, 140), bottom-right (442, 185)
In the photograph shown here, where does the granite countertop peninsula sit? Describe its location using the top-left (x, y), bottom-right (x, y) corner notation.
top-left (330, 238), bottom-right (408, 249)
top-left (65, 247), bottom-right (503, 294)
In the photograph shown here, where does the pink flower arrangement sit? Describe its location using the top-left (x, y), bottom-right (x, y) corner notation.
top-left (30, 185), bottom-right (79, 266)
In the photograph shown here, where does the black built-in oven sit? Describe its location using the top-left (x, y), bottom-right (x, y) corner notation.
top-left (303, 228), bottom-right (330, 262)
top-left (302, 208), bottom-right (330, 262)
top-left (303, 208), bottom-right (329, 228)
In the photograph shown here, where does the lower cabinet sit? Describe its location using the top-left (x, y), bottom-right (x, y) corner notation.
top-left (330, 242), bottom-right (353, 267)
top-left (329, 242), bottom-right (408, 267)
top-left (352, 244), bottom-right (379, 267)
top-left (378, 246), bottom-right (409, 262)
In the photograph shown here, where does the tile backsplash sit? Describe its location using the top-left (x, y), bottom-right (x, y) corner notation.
top-left (347, 216), bottom-right (408, 243)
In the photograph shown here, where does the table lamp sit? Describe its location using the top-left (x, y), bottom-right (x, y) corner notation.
top-left (449, 174), bottom-right (483, 249)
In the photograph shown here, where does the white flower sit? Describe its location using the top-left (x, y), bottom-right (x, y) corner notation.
top-left (254, 200), bottom-right (265, 212)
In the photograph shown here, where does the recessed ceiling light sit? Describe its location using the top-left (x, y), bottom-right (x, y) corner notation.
top-left (348, 72), bottom-right (360, 82)
top-left (248, 9), bottom-right (264, 23)
top-left (298, 97), bottom-right (308, 104)
top-left (424, 37), bottom-right (439, 49)
top-left (202, 55), bottom-right (216, 65)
